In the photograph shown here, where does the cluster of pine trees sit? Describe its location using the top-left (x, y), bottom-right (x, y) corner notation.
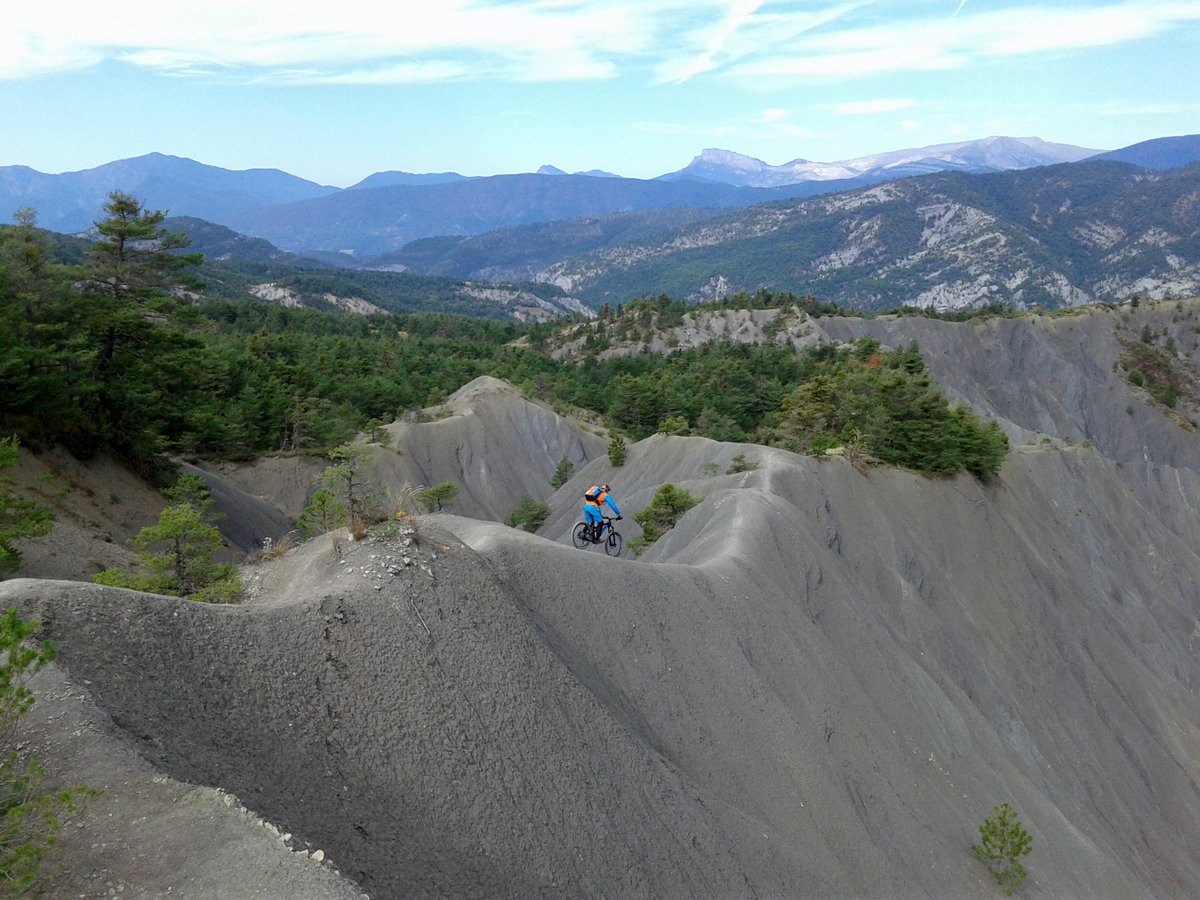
top-left (1, 194), bottom-right (207, 467)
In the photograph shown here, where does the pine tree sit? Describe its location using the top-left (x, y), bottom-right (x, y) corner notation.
top-left (297, 488), bottom-right (347, 537)
top-left (94, 504), bottom-right (241, 603)
top-left (416, 482), bottom-right (458, 511)
top-left (77, 192), bottom-right (204, 459)
top-left (607, 434), bottom-right (627, 467)
top-left (0, 211), bottom-right (80, 447)
top-left (319, 444), bottom-right (384, 533)
top-left (93, 477), bottom-right (241, 602)
top-left (550, 457), bottom-right (575, 489)
top-left (972, 802), bottom-right (1032, 895)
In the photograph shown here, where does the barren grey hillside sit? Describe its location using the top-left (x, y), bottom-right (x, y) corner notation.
top-left (5, 301), bottom-right (1200, 897)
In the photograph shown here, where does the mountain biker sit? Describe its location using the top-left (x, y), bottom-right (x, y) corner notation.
top-left (583, 483), bottom-right (621, 542)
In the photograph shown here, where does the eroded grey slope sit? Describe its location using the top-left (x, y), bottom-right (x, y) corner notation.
top-left (8, 435), bottom-right (1200, 896)
top-left (6, 308), bottom-right (1200, 897)
top-left (2, 527), bottom-right (816, 898)
top-left (451, 439), bottom-right (1200, 897)
top-left (210, 376), bottom-right (607, 524)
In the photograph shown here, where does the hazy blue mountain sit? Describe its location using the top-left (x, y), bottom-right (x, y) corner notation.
top-left (1088, 134), bottom-right (1200, 170)
top-left (164, 216), bottom-right (300, 264)
top-left (348, 171), bottom-right (472, 190)
top-left (224, 173), bottom-right (850, 257)
top-left (137, 216), bottom-right (589, 321)
top-left (659, 137), bottom-right (1100, 187)
top-left (0, 153), bottom-right (337, 233)
top-left (369, 207), bottom-right (730, 279)
top-left (535, 165), bottom-right (622, 178)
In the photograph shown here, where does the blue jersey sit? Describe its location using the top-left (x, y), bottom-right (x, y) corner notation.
top-left (584, 486), bottom-right (620, 519)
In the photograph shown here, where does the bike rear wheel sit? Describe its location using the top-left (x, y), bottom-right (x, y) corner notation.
top-left (605, 530), bottom-right (623, 557)
top-left (572, 522), bottom-right (591, 549)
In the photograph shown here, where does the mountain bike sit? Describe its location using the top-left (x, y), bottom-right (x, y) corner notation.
top-left (572, 516), bottom-right (623, 557)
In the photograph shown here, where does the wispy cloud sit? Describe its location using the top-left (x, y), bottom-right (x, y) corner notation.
top-left (657, 0), bottom-right (763, 84)
top-left (252, 61), bottom-right (478, 87)
top-left (0, 0), bottom-right (863, 85)
top-left (2, 0), bottom-right (1199, 87)
top-left (727, 1), bottom-right (1200, 83)
top-left (654, 2), bottom-right (861, 85)
top-left (0, 0), bottom-right (653, 82)
top-left (749, 106), bottom-right (813, 139)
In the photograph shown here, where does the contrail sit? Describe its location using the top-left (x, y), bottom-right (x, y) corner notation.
top-left (953, 0), bottom-right (969, 14)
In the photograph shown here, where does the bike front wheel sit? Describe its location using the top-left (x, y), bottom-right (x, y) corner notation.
top-left (605, 530), bottom-right (623, 557)
top-left (572, 522), bottom-right (591, 550)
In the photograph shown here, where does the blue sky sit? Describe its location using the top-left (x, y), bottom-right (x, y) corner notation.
top-left (2, 0), bottom-right (1199, 187)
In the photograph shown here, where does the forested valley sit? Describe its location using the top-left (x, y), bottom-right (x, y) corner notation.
top-left (1, 193), bottom-right (1007, 480)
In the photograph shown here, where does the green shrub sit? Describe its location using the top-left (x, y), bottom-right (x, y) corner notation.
top-left (629, 484), bottom-right (702, 554)
top-left (1119, 340), bottom-right (1186, 410)
top-left (416, 482), bottom-right (458, 511)
top-left (972, 802), bottom-right (1032, 896)
top-left (726, 453), bottom-right (758, 474)
top-left (508, 496), bottom-right (550, 532)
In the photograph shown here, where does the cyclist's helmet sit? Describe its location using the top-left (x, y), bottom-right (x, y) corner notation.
top-left (601, 483), bottom-right (611, 492)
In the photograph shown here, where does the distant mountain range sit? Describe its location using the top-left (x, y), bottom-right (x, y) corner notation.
top-left (1089, 134), bottom-right (1200, 170)
top-left (4, 133), bottom-right (1199, 316)
top-left (9, 135), bottom-right (1195, 259)
top-left (0, 152), bottom-right (336, 234)
top-left (657, 136), bottom-right (1100, 188)
top-left (525, 160), bottom-right (1200, 312)
top-left (224, 174), bottom-right (828, 258)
